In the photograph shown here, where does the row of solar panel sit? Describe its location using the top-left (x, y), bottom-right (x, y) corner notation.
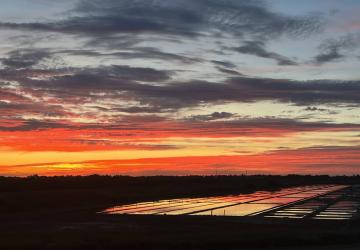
top-left (263, 186), bottom-right (359, 220)
top-left (102, 184), bottom-right (346, 217)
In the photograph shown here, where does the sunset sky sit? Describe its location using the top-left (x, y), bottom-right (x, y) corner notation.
top-left (0, 0), bottom-right (360, 176)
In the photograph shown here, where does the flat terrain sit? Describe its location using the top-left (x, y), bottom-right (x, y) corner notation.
top-left (103, 184), bottom-right (351, 218)
top-left (1, 212), bottom-right (360, 250)
top-left (0, 175), bottom-right (359, 249)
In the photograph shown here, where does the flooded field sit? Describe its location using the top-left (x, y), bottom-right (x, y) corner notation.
top-left (102, 184), bottom-right (359, 220)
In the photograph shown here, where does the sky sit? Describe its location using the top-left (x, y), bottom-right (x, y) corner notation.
top-left (0, 0), bottom-right (360, 176)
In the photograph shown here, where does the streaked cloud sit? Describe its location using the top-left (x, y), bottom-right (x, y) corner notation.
top-left (0, 0), bottom-right (359, 175)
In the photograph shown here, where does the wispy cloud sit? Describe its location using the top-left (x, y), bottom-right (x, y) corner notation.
top-left (314, 33), bottom-right (360, 64)
top-left (0, 0), bottom-right (359, 175)
top-left (230, 40), bottom-right (298, 66)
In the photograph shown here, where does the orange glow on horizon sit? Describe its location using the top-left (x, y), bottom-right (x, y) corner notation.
top-left (2, 147), bottom-right (360, 176)
top-left (1, 120), bottom-right (360, 176)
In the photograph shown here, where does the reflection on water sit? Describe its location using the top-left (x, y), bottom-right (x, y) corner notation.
top-left (102, 185), bottom-right (350, 218)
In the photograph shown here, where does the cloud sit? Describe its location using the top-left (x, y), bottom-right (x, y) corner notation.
top-left (189, 112), bottom-right (235, 121)
top-left (59, 47), bottom-right (201, 64)
top-left (304, 106), bottom-right (328, 112)
top-left (0, 0), bottom-right (324, 79)
top-left (0, 0), bottom-right (323, 41)
top-left (211, 60), bottom-right (237, 69)
top-left (1, 115), bottom-right (358, 134)
top-left (108, 76), bottom-right (360, 108)
top-left (96, 65), bottom-right (173, 82)
top-left (13, 65), bottom-right (172, 93)
top-left (0, 101), bottom-right (67, 118)
top-left (0, 49), bottom-right (52, 69)
top-left (2, 65), bottom-right (360, 114)
top-left (0, 86), bottom-right (71, 119)
top-left (314, 33), bottom-right (360, 64)
top-left (216, 67), bottom-right (244, 75)
top-left (231, 40), bottom-right (298, 66)
top-left (0, 88), bottom-right (31, 103)
top-left (0, 119), bottom-right (73, 132)
top-left (111, 106), bottom-right (171, 114)
top-left (314, 48), bottom-right (343, 64)
top-left (0, 0), bottom-right (359, 177)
